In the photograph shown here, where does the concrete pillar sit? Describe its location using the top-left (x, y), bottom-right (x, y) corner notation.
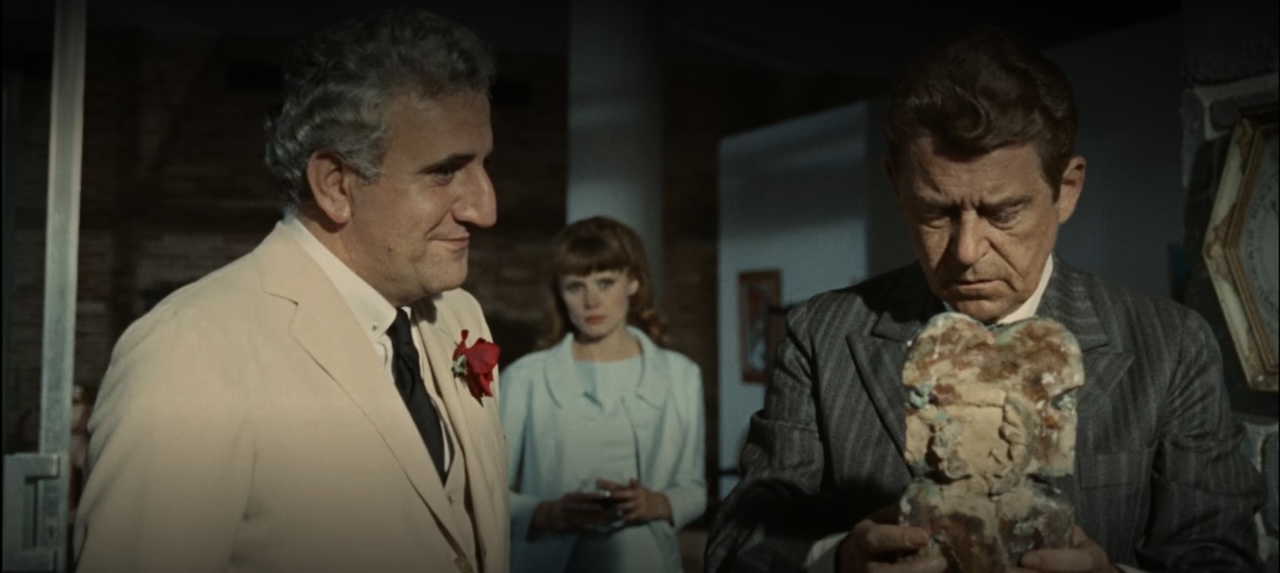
top-left (566, 0), bottom-right (665, 299)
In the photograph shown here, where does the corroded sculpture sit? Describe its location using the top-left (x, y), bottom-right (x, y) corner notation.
top-left (900, 313), bottom-right (1083, 572)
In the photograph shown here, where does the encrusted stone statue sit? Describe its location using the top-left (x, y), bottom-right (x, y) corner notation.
top-left (900, 312), bottom-right (1083, 572)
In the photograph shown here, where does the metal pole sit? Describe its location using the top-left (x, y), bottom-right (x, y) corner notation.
top-left (2, 1), bottom-right (86, 569)
top-left (3, 74), bottom-right (20, 459)
top-left (39, 0), bottom-right (88, 569)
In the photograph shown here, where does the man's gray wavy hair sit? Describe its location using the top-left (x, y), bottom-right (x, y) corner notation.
top-left (264, 7), bottom-right (496, 212)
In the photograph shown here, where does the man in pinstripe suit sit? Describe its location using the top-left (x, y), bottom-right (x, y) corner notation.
top-left (705, 26), bottom-right (1263, 573)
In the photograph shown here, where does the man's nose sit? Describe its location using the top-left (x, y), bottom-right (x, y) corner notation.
top-left (948, 213), bottom-right (989, 266)
top-left (455, 166), bottom-right (497, 228)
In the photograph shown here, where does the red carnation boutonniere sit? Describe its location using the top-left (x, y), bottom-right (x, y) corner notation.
top-left (452, 330), bottom-right (500, 400)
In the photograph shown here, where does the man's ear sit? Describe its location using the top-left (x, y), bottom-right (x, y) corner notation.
top-left (304, 151), bottom-right (354, 225)
top-left (1055, 156), bottom-right (1086, 225)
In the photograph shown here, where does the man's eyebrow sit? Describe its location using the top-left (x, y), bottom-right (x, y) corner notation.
top-left (913, 194), bottom-right (955, 209)
top-left (911, 194), bottom-right (1033, 211)
top-left (983, 195), bottom-right (1033, 210)
top-left (419, 153), bottom-right (476, 174)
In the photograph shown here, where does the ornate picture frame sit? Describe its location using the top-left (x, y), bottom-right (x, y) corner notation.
top-left (738, 270), bottom-right (782, 383)
top-left (1203, 104), bottom-right (1279, 393)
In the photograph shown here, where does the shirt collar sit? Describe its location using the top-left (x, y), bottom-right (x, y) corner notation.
top-left (283, 214), bottom-right (400, 344)
top-left (942, 256), bottom-right (1055, 326)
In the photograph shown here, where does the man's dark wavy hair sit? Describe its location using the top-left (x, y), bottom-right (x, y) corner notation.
top-left (885, 25), bottom-right (1077, 197)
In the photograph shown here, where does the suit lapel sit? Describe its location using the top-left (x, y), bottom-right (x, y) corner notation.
top-left (1036, 260), bottom-right (1133, 448)
top-left (257, 225), bottom-right (464, 546)
top-left (850, 265), bottom-right (941, 476)
top-left (632, 328), bottom-right (671, 410)
top-left (846, 336), bottom-right (913, 467)
top-left (542, 334), bottom-right (585, 408)
top-left (415, 297), bottom-right (503, 571)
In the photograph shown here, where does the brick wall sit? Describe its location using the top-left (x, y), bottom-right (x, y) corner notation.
top-left (3, 22), bottom-right (878, 506)
top-left (4, 25), bottom-right (289, 449)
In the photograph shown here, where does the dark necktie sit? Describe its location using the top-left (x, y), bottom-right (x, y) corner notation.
top-left (388, 309), bottom-right (447, 480)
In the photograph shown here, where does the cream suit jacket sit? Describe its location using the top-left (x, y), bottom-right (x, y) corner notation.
top-left (74, 223), bottom-right (510, 573)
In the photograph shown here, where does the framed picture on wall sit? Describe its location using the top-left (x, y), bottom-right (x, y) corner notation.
top-left (1203, 104), bottom-right (1279, 392)
top-left (738, 270), bottom-right (782, 383)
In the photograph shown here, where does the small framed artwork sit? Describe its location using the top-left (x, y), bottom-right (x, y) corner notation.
top-left (1203, 104), bottom-right (1279, 392)
top-left (738, 270), bottom-right (782, 383)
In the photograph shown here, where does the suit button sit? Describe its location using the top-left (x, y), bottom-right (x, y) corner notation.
top-left (448, 494), bottom-right (455, 503)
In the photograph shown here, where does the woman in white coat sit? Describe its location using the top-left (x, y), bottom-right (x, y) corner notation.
top-left (500, 216), bottom-right (706, 573)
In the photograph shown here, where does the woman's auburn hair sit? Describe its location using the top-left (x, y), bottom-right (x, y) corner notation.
top-left (536, 216), bottom-right (668, 349)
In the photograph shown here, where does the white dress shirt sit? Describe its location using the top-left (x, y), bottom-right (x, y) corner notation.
top-left (283, 214), bottom-right (453, 471)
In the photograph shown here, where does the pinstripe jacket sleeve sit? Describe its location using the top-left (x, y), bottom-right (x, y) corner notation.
top-left (704, 259), bottom-right (1263, 573)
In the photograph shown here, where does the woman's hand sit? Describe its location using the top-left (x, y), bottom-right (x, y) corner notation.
top-left (530, 492), bottom-right (611, 535)
top-left (597, 478), bottom-right (672, 524)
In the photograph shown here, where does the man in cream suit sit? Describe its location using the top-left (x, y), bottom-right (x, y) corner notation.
top-left (74, 7), bottom-right (508, 573)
